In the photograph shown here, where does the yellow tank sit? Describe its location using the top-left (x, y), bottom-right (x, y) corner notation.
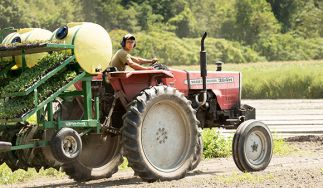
top-left (1, 32), bottom-right (21, 64)
top-left (2, 28), bottom-right (53, 68)
top-left (52, 22), bottom-right (112, 75)
top-left (2, 32), bottom-right (20, 44)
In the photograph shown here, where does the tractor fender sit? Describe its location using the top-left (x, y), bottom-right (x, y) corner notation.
top-left (108, 70), bottom-right (174, 102)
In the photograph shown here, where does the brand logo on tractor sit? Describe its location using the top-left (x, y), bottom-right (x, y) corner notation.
top-left (185, 77), bottom-right (234, 85)
top-left (64, 122), bottom-right (87, 127)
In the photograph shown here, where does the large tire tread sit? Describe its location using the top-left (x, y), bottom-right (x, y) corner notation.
top-left (122, 86), bottom-right (199, 182)
top-left (190, 132), bottom-right (203, 171)
top-left (232, 131), bottom-right (245, 171)
top-left (63, 153), bottom-right (123, 181)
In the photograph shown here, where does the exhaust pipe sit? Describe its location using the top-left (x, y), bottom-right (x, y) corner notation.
top-left (195, 32), bottom-right (207, 106)
top-left (200, 32), bottom-right (207, 91)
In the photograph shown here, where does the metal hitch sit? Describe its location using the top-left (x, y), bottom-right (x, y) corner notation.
top-left (0, 141), bottom-right (12, 152)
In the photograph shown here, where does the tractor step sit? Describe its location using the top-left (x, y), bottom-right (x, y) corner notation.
top-left (0, 141), bottom-right (12, 152)
top-left (226, 119), bottom-right (239, 122)
top-left (224, 119), bottom-right (240, 129)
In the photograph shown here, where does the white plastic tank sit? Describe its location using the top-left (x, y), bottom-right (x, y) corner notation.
top-left (2, 28), bottom-right (52, 68)
top-left (52, 22), bottom-right (113, 75)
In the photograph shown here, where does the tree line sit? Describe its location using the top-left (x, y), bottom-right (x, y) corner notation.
top-left (0, 0), bottom-right (322, 64)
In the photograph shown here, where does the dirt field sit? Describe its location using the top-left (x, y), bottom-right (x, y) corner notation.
top-left (6, 135), bottom-right (323, 188)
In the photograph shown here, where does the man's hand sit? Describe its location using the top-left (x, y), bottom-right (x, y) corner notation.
top-left (151, 57), bottom-right (158, 64)
top-left (146, 67), bottom-right (155, 70)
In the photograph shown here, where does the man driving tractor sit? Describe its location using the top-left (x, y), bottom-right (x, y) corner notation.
top-left (110, 34), bottom-right (158, 71)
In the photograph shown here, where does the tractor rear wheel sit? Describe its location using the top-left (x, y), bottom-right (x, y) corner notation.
top-left (122, 86), bottom-right (199, 182)
top-left (63, 133), bottom-right (123, 181)
top-left (232, 120), bottom-right (273, 172)
top-left (60, 97), bottom-right (123, 181)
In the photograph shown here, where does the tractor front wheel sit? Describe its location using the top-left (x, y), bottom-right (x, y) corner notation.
top-left (122, 86), bottom-right (199, 182)
top-left (232, 120), bottom-right (273, 172)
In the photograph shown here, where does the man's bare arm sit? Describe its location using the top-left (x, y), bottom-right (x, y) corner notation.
top-left (131, 57), bottom-right (158, 65)
top-left (127, 59), bottom-right (154, 70)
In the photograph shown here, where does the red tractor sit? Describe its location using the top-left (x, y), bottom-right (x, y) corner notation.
top-left (101, 32), bottom-right (273, 181)
top-left (0, 29), bottom-right (272, 182)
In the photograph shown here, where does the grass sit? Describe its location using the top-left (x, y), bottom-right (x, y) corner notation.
top-left (0, 157), bottom-right (130, 185)
top-left (202, 128), bottom-right (232, 158)
top-left (0, 157), bottom-right (129, 185)
top-left (214, 172), bottom-right (275, 184)
top-left (273, 138), bottom-right (295, 156)
top-left (119, 157), bottom-right (129, 170)
top-left (0, 163), bottom-right (65, 185)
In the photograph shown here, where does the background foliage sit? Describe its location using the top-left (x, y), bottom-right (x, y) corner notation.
top-left (0, 0), bottom-right (322, 64)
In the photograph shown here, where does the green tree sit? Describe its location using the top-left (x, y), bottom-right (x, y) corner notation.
top-left (189, 0), bottom-right (236, 38)
top-left (20, 0), bottom-right (83, 30)
top-left (143, 0), bottom-right (187, 22)
top-left (126, 0), bottom-right (197, 37)
top-left (0, 0), bottom-right (25, 29)
top-left (131, 2), bottom-right (166, 31)
top-left (80, 0), bottom-right (139, 32)
top-left (289, 0), bottom-right (323, 38)
top-left (168, 6), bottom-right (198, 37)
top-left (0, 0), bottom-right (83, 30)
top-left (266, 0), bottom-right (296, 32)
top-left (232, 0), bottom-right (280, 45)
top-left (267, 0), bottom-right (323, 38)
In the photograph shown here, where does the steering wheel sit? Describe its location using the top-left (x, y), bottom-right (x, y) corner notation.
top-left (151, 62), bottom-right (169, 70)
